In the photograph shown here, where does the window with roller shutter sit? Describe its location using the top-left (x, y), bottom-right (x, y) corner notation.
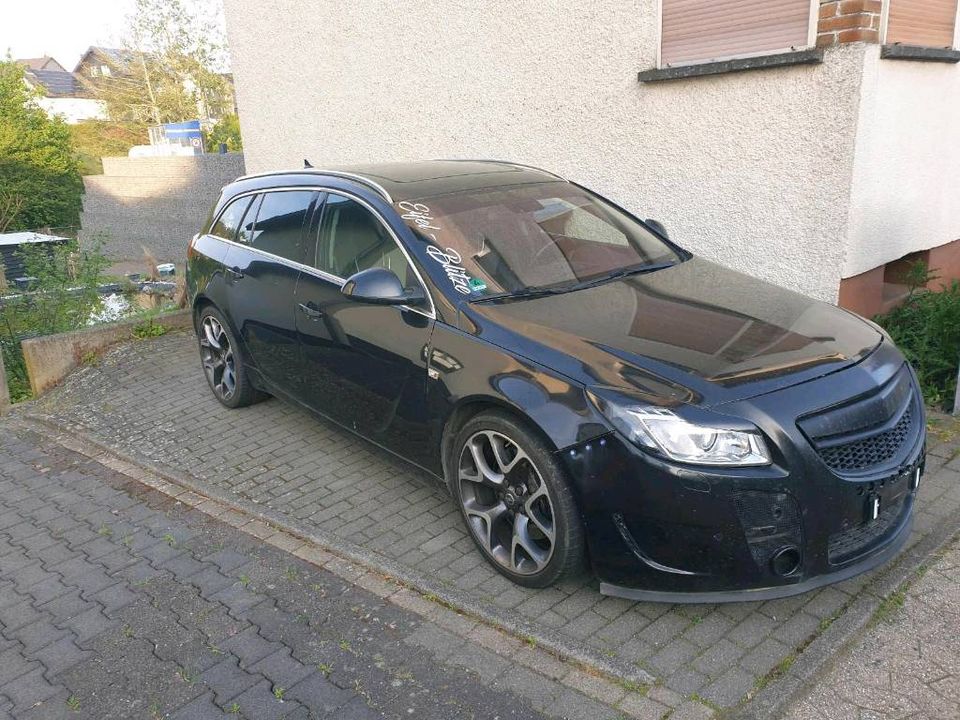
top-left (659, 0), bottom-right (818, 67)
top-left (885, 0), bottom-right (958, 48)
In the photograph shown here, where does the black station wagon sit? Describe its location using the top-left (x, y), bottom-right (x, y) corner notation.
top-left (187, 160), bottom-right (925, 602)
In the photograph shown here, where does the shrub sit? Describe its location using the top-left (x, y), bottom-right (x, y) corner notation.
top-left (875, 264), bottom-right (960, 409)
top-left (0, 60), bottom-right (84, 232)
top-left (205, 113), bottom-right (243, 152)
top-left (0, 238), bottom-right (109, 402)
top-left (69, 120), bottom-right (146, 175)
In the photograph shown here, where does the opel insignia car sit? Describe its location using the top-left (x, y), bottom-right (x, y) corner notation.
top-left (186, 160), bottom-right (925, 602)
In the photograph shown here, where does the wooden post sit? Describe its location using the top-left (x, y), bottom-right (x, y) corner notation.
top-left (0, 349), bottom-right (10, 416)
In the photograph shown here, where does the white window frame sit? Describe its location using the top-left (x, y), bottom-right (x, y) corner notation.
top-left (880, 0), bottom-right (960, 48)
top-left (656, 0), bottom-right (819, 69)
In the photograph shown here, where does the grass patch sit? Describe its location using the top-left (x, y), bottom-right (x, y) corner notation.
top-left (688, 693), bottom-right (724, 713)
top-left (618, 678), bottom-right (649, 696)
top-left (133, 319), bottom-right (167, 339)
top-left (872, 586), bottom-right (908, 625)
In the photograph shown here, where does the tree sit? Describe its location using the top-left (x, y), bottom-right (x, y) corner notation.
top-left (0, 61), bottom-right (83, 232)
top-left (69, 120), bottom-right (146, 175)
top-left (85, 0), bottom-right (234, 125)
top-left (205, 113), bottom-right (242, 152)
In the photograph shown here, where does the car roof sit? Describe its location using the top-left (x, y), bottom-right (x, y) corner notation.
top-left (235, 160), bottom-right (565, 204)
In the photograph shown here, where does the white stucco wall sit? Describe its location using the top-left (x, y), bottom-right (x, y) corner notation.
top-left (36, 97), bottom-right (105, 124)
top-left (223, 0), bottom-right (869, 301)
top-left (844, 47), bottom-right (960, 278)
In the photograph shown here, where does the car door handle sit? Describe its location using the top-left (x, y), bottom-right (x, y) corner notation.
top-left (226, 266), bottom-right (244, 279)
top-left (298, 302), bottom-right (323, 319)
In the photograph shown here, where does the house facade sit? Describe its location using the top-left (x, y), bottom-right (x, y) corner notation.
top-left (222, 0), bottom-right (960, 316)
top-left (16, 56), bottom-right (105, 124)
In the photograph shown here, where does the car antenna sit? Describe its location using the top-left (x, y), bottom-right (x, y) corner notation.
top-left (303, 158), bottom-right (314, 169)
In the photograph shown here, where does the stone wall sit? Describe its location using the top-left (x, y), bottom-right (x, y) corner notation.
top-left (79, 154), bottom-right (245, 266)
top-left (20, 310), bottom-right (192, 397)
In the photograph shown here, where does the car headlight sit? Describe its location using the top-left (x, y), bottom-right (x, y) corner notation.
top-left (588, 391), bottom-right (771, 467)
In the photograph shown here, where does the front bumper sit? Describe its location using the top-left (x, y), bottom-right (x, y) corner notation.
top-left (563, 344), bottom-right (925, 602)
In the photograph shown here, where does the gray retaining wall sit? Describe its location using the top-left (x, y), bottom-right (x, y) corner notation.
top-left (79, 154), bottom-right (245, 265)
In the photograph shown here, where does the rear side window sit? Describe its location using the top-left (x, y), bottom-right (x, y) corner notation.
top-left (248, 191), bottom-right (316, 262)
top-left (209, 196), bottom-right (253, 241)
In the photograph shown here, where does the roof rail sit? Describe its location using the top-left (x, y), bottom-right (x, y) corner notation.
top-left (234, 169), bottom-right (394, 204)
top-left (434, 158), bottom-right (566, 181)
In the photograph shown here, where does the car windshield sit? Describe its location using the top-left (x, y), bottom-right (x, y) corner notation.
top-left (396, 182), bottom-right (682, 299)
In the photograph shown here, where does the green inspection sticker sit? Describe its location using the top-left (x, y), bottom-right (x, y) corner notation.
top-left (468, 277), bottom-right (488, 293)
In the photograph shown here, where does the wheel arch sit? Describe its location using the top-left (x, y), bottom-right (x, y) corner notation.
top-left (439, 395), bottom-right (561, 488)
top-left (192, 294), bottom-right (215, 332)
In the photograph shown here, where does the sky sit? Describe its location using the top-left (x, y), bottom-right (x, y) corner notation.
top-left (1, 0), bottom-right (226, 71)
top-left (2, 0), bottom-right (136, 70)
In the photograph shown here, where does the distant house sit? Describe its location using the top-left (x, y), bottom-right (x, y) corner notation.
top-left (16, 56), bottom-right (67, 72)
top-left (15, 56), bottom-right (104, 124)
top-left (74, 46), bottom-right (137, 81)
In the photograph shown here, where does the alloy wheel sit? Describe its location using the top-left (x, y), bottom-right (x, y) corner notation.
top-left (199, 315), bottom-right (237, 401)
top-left (457, 430), bottom-right (556, 575)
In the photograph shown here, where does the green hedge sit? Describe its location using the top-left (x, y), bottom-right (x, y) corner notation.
top-left (875, 276), bottom-right (960, 409)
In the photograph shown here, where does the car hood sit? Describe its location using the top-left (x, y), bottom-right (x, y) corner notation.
top-left (461, 257), bottom-right (882, 408)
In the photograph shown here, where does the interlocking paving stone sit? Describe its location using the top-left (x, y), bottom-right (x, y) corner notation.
top-left (786, 533), bottom-right (960, 720)
top-left (26, 331), bottom-right (960, 711)
top-left (0, 420), bottom-right (605, 719)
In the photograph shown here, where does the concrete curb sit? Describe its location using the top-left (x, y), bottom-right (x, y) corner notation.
top-left (0, 349), bottom-right (10, 416)
top-left (21, 414), bottom-right (666, 716)
top-left (20, 310), bottom-right (191, 396)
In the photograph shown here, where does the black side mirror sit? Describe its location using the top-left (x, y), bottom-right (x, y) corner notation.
top-left (341, 267), bottom-right (426, 306)
top-left (644, 218), bottom-right (669, 239)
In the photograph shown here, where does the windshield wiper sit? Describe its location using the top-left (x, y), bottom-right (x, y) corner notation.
top-left (471, 286), bottom-right (571, 303)
top-left (565, 261), bottom-right (677, 292)
top-left (471, 261), bottom-right (677, 304)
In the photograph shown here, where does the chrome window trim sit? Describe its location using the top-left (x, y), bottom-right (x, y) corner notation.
top-left (234, 169), bottom-right (394, 204)
top-left (207, 185), bottom-right (436, 320)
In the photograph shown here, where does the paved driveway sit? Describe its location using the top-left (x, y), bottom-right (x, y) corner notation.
top-left (30, 330), bottom-right (960, 715)
top-left (0, 421), bottom-right (552, 719)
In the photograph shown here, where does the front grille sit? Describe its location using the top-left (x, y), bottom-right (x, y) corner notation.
top-left (798, 365), bottom-right (921, 476)
top-left (818, 407), bottom-right (914, 472)
top-left (828, 495), bottom-right (907, 564)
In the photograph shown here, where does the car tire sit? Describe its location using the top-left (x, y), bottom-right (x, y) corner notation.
top-left (449, 410), bottom-right (585, 588)
top-left (197, 306), bottom-right (261, 409)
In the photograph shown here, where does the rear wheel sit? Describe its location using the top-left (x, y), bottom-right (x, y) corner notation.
top-left (450, 411), bottom-right (585, 588)
top-left (197, 307), bottom-right (259, 408)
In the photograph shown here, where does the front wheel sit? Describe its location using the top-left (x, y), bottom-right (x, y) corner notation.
top-left (450, 411), bottom-right (585, 588)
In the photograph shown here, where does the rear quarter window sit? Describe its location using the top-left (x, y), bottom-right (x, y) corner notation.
top-left (210, 195), bottom-right (253, 241)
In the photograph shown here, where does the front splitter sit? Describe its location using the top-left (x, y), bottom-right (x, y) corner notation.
top-left (600, 514), bottom-right (913, 604)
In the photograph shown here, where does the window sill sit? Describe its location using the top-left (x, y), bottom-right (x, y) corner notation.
top-left (880, 44), bottom-right (960, 63)
top-left (638, 49), bottom-right (824, 83)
